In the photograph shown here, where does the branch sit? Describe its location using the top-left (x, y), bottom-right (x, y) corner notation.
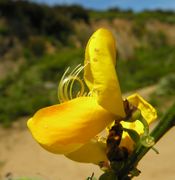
top-left (118, 102), bottom-right (175, 179)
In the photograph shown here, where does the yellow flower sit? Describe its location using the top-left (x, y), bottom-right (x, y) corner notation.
top-left (27, 28), bottom-right (125, 164)
top-left (27, 28), bottom-right (157, 165)
top-left (120, 93), bottom-right (157, 151)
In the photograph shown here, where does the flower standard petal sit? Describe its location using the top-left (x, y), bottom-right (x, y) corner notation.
top-left (27, 97), bottom-right (115, 154)
top-left (84, 28), bottom-right (125, 118)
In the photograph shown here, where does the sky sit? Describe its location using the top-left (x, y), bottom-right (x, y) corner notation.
top-left (32, 0), bottom-right (175, 11)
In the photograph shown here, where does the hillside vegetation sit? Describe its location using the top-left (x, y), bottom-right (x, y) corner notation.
top-left (0, 0), bottom-right (175, 125)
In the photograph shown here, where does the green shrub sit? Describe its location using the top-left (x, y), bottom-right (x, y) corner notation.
top-left (155, 74), bottom-right (175, 96)
top-left (118, 45), bottom-right (175, 92)
top-left (27, 37), bottom-right (46, 57)
top-left (0, 25), bottom-right (9, 36)
top-left (0, 48), bottom-right (83, 125)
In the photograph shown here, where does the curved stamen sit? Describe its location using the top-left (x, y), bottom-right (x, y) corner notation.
top-left (58, 67), bottom-right (70, 102)
top-left (58, 64), bottom-right (87, 103)
top-left (69, 65), bottom-right (85, 99)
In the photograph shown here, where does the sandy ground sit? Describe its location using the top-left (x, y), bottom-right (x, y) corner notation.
top-left (0, 120), bottom-right (175, 180)
top-left (0, 121), bottom-right (102, 180)
top-left (0, 86), bottom-right (175, 180)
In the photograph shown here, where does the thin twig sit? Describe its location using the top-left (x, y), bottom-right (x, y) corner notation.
top-left (118, 102), bottom-right (175, 179)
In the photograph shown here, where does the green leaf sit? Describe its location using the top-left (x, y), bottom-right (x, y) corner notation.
top-left (140, 135), bottom-right (155, 147)
top-left (86, 172), bottom-right (97, 180)
top-left (14, 178), bottom-right (41, 180)
top-left (130, 167), bottom-right (141, 177)
top-left (86, 178), bottom-right (97, 180)
top-left (99, 171), bottom-right (118, 180)
top-left (123, 128), bottom-right (140, 144)
top-left (86, 177), bottom-right (97, 180)
top-left (110, 161), bottom-right (125, 173)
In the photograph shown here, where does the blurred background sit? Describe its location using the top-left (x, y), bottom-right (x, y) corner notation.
top-left (0, 0), bottom-right (175, 179)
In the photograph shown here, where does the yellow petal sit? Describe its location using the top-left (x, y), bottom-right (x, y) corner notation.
top-left (84, 28), bottom-right (125, 118)
top-left (65, 138), bottom-right (107, 164)
top-left (127, 93), bottom-right (157, 123)
top-left (27, 97), bottom-right (114, 154)
top-left (120, 93), bottom-right (157, 151)
top-left (120, 120), bottom-right (144, 151)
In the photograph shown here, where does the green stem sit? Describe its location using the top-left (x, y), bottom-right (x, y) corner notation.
top-left (138, 116), bottom-right (150, 135)
top-left (118, 102), bottom-right (175, 179)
